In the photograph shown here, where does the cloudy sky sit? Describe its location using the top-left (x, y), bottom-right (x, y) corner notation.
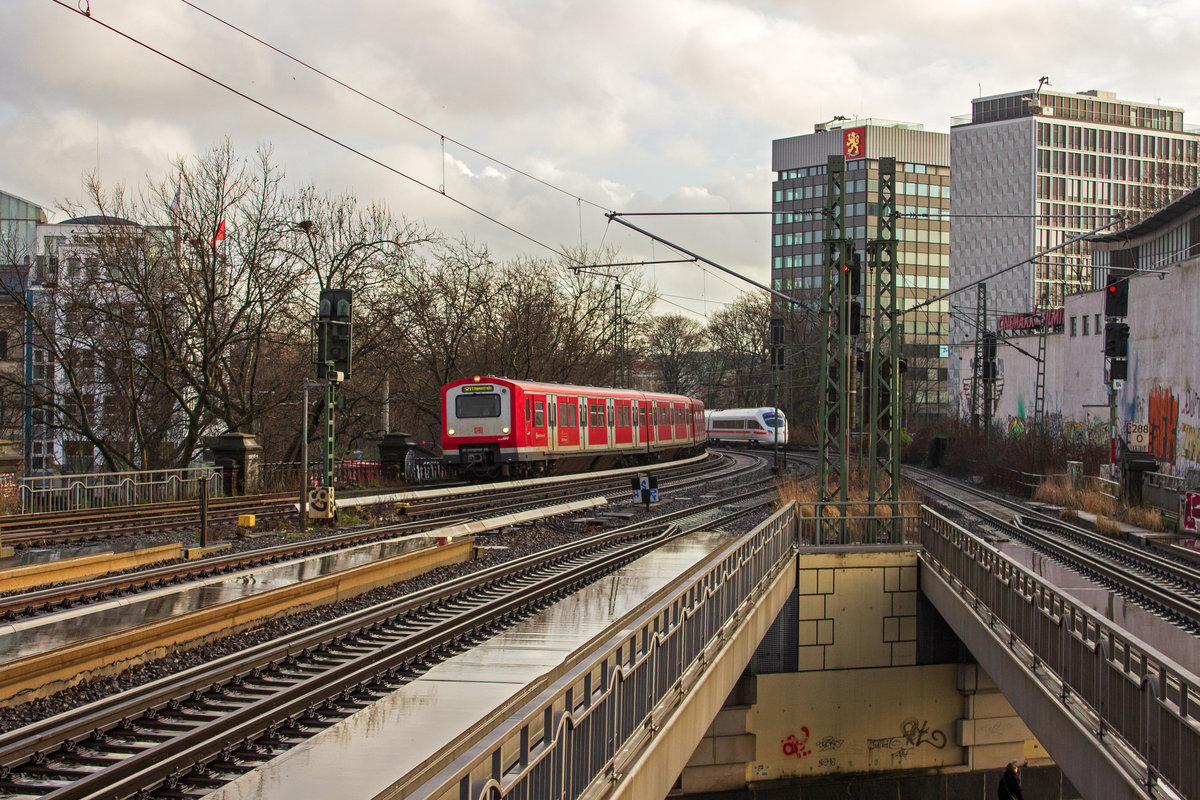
top-left (4, 0), bottom-right (1198, 320)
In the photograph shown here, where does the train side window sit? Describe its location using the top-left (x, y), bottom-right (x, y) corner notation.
top-left (526, 398), bottom-right (532, 421)
top-left (534, 400), bottom-right (544, 426)
top-left (549, 401), bottom-right (556, 426)
top-left (608, 405), bottom-right (614, 426)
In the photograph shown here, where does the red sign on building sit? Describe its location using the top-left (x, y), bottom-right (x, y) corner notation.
top-left (843, 127), bottom-right (866, 160)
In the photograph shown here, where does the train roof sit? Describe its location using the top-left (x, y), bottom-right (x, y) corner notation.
top-left (442, 376), bottom-right (700, 404)
top-left (706, 407), bottom-right (787, 417)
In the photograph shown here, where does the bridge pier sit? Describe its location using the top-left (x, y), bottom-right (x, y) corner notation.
top-left (673, 546), bottom-right (1078, 799)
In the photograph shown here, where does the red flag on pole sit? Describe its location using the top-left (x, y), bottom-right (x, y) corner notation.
top-left (210, 219), bottom-right (226, 251)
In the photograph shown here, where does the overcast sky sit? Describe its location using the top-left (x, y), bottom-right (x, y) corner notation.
top-left (4, 0), bottom-right (1199, 320)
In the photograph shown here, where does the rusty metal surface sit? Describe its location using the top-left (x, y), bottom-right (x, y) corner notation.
top-left (208, 529), bottom-right (735, 800)
top-left (0, 536), bottom-right (433, 663)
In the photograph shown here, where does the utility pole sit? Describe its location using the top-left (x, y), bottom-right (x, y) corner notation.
top-left (313, 288), bottom-right (352, 519)
top-left (970, 284), bottom-right (987, 430)
top-left (867, 157), bottom-right (901, 541)
top-left (817, 155), bottom-right (850, 543)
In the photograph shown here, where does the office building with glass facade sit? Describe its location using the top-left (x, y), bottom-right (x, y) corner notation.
top-left (948, 88), bottom-right (1199, 417)
top-left (771, 120), bottom-right (951, 424)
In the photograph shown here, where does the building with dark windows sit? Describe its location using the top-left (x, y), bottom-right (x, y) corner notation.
top-left (771, 120), bottom-right (950, 424)
top-left (948, 87), bottom-right (1200, 418)
top-left (0, 191), bottom-right (49, 475)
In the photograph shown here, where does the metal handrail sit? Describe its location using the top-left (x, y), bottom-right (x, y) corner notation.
top-left (17, 467), bottom-right (223, 514)
top-left (419, 502), bottom-right (799, 800)
top-left (921, 507), bottom-right (1200, 799)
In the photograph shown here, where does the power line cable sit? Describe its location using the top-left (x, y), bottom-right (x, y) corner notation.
top-left (177, 0), bottom-right (612, 215)
top-left (48, 0), bottom-right (573, 260)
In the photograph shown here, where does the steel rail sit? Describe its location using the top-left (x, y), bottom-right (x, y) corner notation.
top-left (909, 470), bottom-right (1200, 630)
top-left (0, 454), bottom-right (743, 620)
top-left (0, 485), bottom-right (780, 799)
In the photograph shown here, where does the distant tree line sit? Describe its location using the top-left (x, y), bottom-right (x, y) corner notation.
top-left (0, 140), bottom-right (836, 472)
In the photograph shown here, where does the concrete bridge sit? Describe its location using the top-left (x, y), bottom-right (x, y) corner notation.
top-left (390, 503), bottom-right (1198, 800)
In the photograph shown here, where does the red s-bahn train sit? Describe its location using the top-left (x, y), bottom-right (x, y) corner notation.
top-left (441, 376), bottom-right (707, 478)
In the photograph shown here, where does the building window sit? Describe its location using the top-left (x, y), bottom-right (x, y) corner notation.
top-left (1082, 315), bottom-right (1089, 336)
top-left (1070, 316), bottom-right (1077, 336)
top-left (1095, 313), bottom-right (1101, 332)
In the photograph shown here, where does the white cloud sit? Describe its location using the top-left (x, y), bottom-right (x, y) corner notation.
top-left (4, 0), bottom-right (1199, 317)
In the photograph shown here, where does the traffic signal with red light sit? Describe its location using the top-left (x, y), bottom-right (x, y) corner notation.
top-left (1104, 271), bottom-right (1129, 317)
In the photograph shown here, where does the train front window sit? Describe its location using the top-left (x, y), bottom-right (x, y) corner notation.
top-left (763, 413), bottom-right (784, 428)
top-left (455, 393), bottom-right (501, 418)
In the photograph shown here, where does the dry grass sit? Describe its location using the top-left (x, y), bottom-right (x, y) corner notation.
top-left (1077, 489), bottom-right (1118, 518)
top-left (778, 470), bottom-right (921, 519)
top-left (1034, 475), bottom-right (1078, 507)
top-left (1094, 516), bottom-right (1124, 537)
top-left (1120, 505), bottom-right (1164, 532)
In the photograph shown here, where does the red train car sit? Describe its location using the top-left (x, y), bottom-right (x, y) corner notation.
top-left (441, 376), bottom-right (706, 478)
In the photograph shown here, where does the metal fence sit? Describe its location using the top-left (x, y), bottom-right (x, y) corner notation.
top-left (18, 467), bottom-right (224, 514)
top-left (423, 502), bottom-right (798, 800)
top-left (796, 501), bottom-right (923, 545)
top-left (922, 508), bottom-right (1200, 799)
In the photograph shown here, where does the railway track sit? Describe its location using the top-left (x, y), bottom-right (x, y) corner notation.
top-left (0, 452), bottom-right (737, 549)
top-left (0, 453), bottom-right (752, 622)
top-left (908, 467), bottom-right (1200, 632)
top-left (0, 481), bottom-right (781, 799)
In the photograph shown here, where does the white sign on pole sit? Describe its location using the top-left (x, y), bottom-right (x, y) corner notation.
top-left (1127, 421), bottom-right (1149, 451)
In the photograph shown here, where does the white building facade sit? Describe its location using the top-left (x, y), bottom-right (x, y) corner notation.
top-left (949, 88), bottom-right (1200, 418)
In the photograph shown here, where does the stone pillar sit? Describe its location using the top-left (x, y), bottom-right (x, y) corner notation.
top-left (209, 432), bottom-right (263, 495)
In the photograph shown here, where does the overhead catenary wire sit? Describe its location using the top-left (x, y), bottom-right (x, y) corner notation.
top-left (177, 0), bottom-right (612, 216)
top-left (47, 0), bottom-right (573, 261)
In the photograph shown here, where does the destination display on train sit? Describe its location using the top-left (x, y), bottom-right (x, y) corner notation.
top-left (461, 384), bottom-right (495, 393)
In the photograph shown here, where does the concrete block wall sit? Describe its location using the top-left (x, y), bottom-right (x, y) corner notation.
top-left (795, 548), bottom-right (919, 671)
top-left (674, 548), bottom-right (1059, 796)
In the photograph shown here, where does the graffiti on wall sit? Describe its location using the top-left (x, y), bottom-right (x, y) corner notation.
top-left (866, 717), bottom-right (948, 766)
top-left (1063, 418), bottom-right (1109, 446)
top-left (781, 728), bottom-right (811, 759)
top-left (1149, 385), bottom-right (1179, 463)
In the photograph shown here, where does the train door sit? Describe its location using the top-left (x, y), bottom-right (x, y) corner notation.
top-left (531, 394), bottom-right (547, 449)
top-left (520, 393), bottom-right (530, 443)
top-left (606, 399), bottom-right (615, 447)
top-left (613, 400), bottom-right (632, 447)
top-left (587, 398), bottom-right (607, 447)
top-left (547, 394), bottom-right (557, 454)
top-left (557, 396), bottom-right (579, 449)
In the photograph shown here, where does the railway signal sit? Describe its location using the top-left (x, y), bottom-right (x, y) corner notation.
top-left (1104, 270), bottom-right (1130, 317)
top-left (316, 288), bottom-right (353, 379)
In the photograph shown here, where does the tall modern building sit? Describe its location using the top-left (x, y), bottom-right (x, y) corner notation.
top-left (949, 87), bottom-right (1199, 416)
top-left (771, 120), bottom-right (951, 424)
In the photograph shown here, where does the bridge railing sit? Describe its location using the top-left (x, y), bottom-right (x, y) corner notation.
top-left (796, 501), bottom-right (923, 545)
top-left (420, 502), bottom-right (798, 800)
top-left (922, 507), bottom-right (1200, 799)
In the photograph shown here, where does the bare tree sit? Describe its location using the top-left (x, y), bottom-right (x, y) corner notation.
top-left (643, 313), bottom-right (703, 395)
top-left (704, 293), bottom-right (771, 408)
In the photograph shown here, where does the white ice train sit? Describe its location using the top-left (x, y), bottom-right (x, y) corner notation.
top-left (704, 407), bottom-right (788, 447)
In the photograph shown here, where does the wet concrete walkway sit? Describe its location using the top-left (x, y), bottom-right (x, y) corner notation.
top-left (209, 529), bottom-right (737, 800)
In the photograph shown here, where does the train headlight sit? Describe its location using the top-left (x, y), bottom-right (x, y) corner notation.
top-left (502, 426), bottom-right (510, 434)
top-left (447, 428), bottom-right (456, 436)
